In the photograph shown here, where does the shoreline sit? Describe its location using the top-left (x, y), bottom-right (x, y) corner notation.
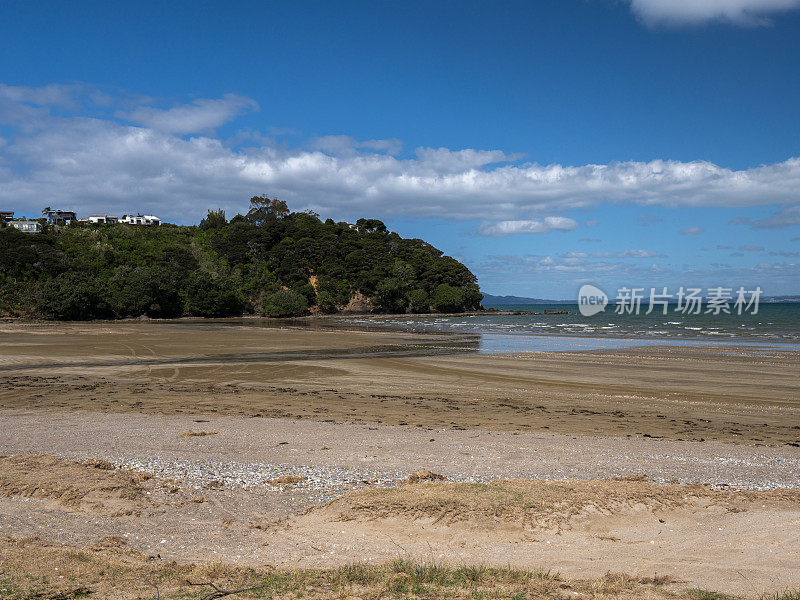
top-left (1, 321), bottom-right (798, 446)
top-left (4, 315), bottom-right (800, 353)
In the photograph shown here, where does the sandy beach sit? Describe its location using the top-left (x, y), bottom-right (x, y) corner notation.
top-left (1, 321), bottom-right (799, 598)
top-left (1, 320), bottom-right (799, 445)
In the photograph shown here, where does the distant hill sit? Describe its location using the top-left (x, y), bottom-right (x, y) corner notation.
top-left (483, 293), bottom-right (800, 307)
top-left (482, 293), bottom-right (571, 306)
top-left (0, 197), bottom-right (482, 320)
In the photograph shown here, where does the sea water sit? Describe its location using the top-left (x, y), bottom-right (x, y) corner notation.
top-left (333, 302), bottom-right (800, 352)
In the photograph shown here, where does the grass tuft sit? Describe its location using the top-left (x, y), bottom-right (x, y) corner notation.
top-left (759, 592), bottom-right (800, 600)
top-left (687, 589), bottom-right (739, 600)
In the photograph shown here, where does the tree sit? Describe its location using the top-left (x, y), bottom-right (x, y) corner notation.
top-left (108, 266), bottom-right (183, 318)
top-left (316, 290), bottom-right (337, 313)
top-left (184, 272), bottom-right (245, 317)
top-left (461, 286), bottom-right (483, 310)
top-left (356, 218), bottom-right (387, 233)
top-left (37, 273), bottom-right (107, 320)
top-left (294, 283), bottom-right (317, 307)
top-left (431, 284), bottom-right (465, 313)
top-left (247, 195), bottom-right (289, 226)
top-left (375, 278), bottom-right (408, 313)
top-left (408, 288), bottom-right (429, 313)
top-left (199, 209), bottom-right (227, 231)
top-left (262, 289), bottom-right (308, 317)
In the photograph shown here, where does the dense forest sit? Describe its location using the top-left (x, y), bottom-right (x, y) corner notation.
top-left (0, 196), bottom-right (482, 320)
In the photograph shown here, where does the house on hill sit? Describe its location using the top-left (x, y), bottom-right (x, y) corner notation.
top-left (10, 220), bottom-right (42, 233)
top-left (44, 209), bottom-right (77, 225)
top-left (87, 214), bottom-right (118, 224)
top-left (119, 214), bottom-right (161, 226)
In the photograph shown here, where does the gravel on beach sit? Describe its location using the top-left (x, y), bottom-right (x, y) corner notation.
top-left (1, 410), bottom-right (798, 498)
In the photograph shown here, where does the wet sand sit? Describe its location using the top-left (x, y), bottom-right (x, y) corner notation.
top-left (1, 321), bottom-right (798, 445)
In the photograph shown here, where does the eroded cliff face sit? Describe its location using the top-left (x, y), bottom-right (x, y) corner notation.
top-left (340, 290), bottom-right (374, 313)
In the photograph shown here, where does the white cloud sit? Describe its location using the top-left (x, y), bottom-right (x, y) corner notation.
top-left (681, 226), bottom-right (705, 235)
top-left (3, 84), bottom-right (800, 225)
top-left (118, 93), bottom-right (259, 134)
top-left (628, 0), bottom-right (800, 26)
top-left (0, 83), bottom-right (81, 107)
top-left (478, 217), bottom-right (579, 237)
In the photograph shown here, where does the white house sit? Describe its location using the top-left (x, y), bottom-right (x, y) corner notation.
top-left (10, 221), bottom-right (42, 233)
top-left (119, 214), bottom-right (161, 226)
top-left (87, 214), bottom-right (118, 224)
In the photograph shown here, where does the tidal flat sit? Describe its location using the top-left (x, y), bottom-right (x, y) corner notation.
top-left (1, 320), bottom-right (798, 445)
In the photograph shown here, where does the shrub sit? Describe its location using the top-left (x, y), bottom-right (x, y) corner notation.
top-left (431, 284), bottom-right (465, 313)
top-left (184, 272), bottom-right (245, 317)
top-left (408, 288), bottom-right (429, 313)
top-left (108, 266), bottom-right (183, 318)
top-left (295, 283), bottom-right (317, 307)
top-left (198, 209), bottom-right (227, 230)
top-left (461, 286), bottom-right (483, 310)
top-left (37, 273), bottom-right (107, 320)
top-left (375, 278), bottom-right (408, 313)
top-left (316, 290), bottom-right (338, 313)
top-left (262, 289), bottom-right (308, 317)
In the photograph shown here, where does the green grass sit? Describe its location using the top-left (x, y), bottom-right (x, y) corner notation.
top-left (1, 538), bottom-right (774, 600)
top-left (687, 589), bottom-right (739, 600)
top-left (759, 592), bottom-right (800, 600)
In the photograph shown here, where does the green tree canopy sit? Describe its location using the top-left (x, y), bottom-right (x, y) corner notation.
top-left (0, 197), bottom-right (482, 320)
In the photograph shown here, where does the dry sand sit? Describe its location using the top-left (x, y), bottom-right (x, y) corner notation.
top-left (0, 411), bottom-right (799, 594)
top-left (0, 450), bottom-right (798, 595)
top-left (1, 321), bottom-right (799, 597)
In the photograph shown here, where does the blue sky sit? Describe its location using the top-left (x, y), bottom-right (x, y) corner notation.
top-left (1, 0), bottom-right (800, 297)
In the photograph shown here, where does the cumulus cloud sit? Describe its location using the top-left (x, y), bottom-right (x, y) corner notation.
top-left (681, 226), bottom-right (705, 235)
top-left (118, 93), bottom-right (259, 134)
top-left (627, 0), bottom-right (800, 26)
top-left (478, 217), bottom-right (579, 237)
top-left (3, 84), bottom-right (800, 225)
